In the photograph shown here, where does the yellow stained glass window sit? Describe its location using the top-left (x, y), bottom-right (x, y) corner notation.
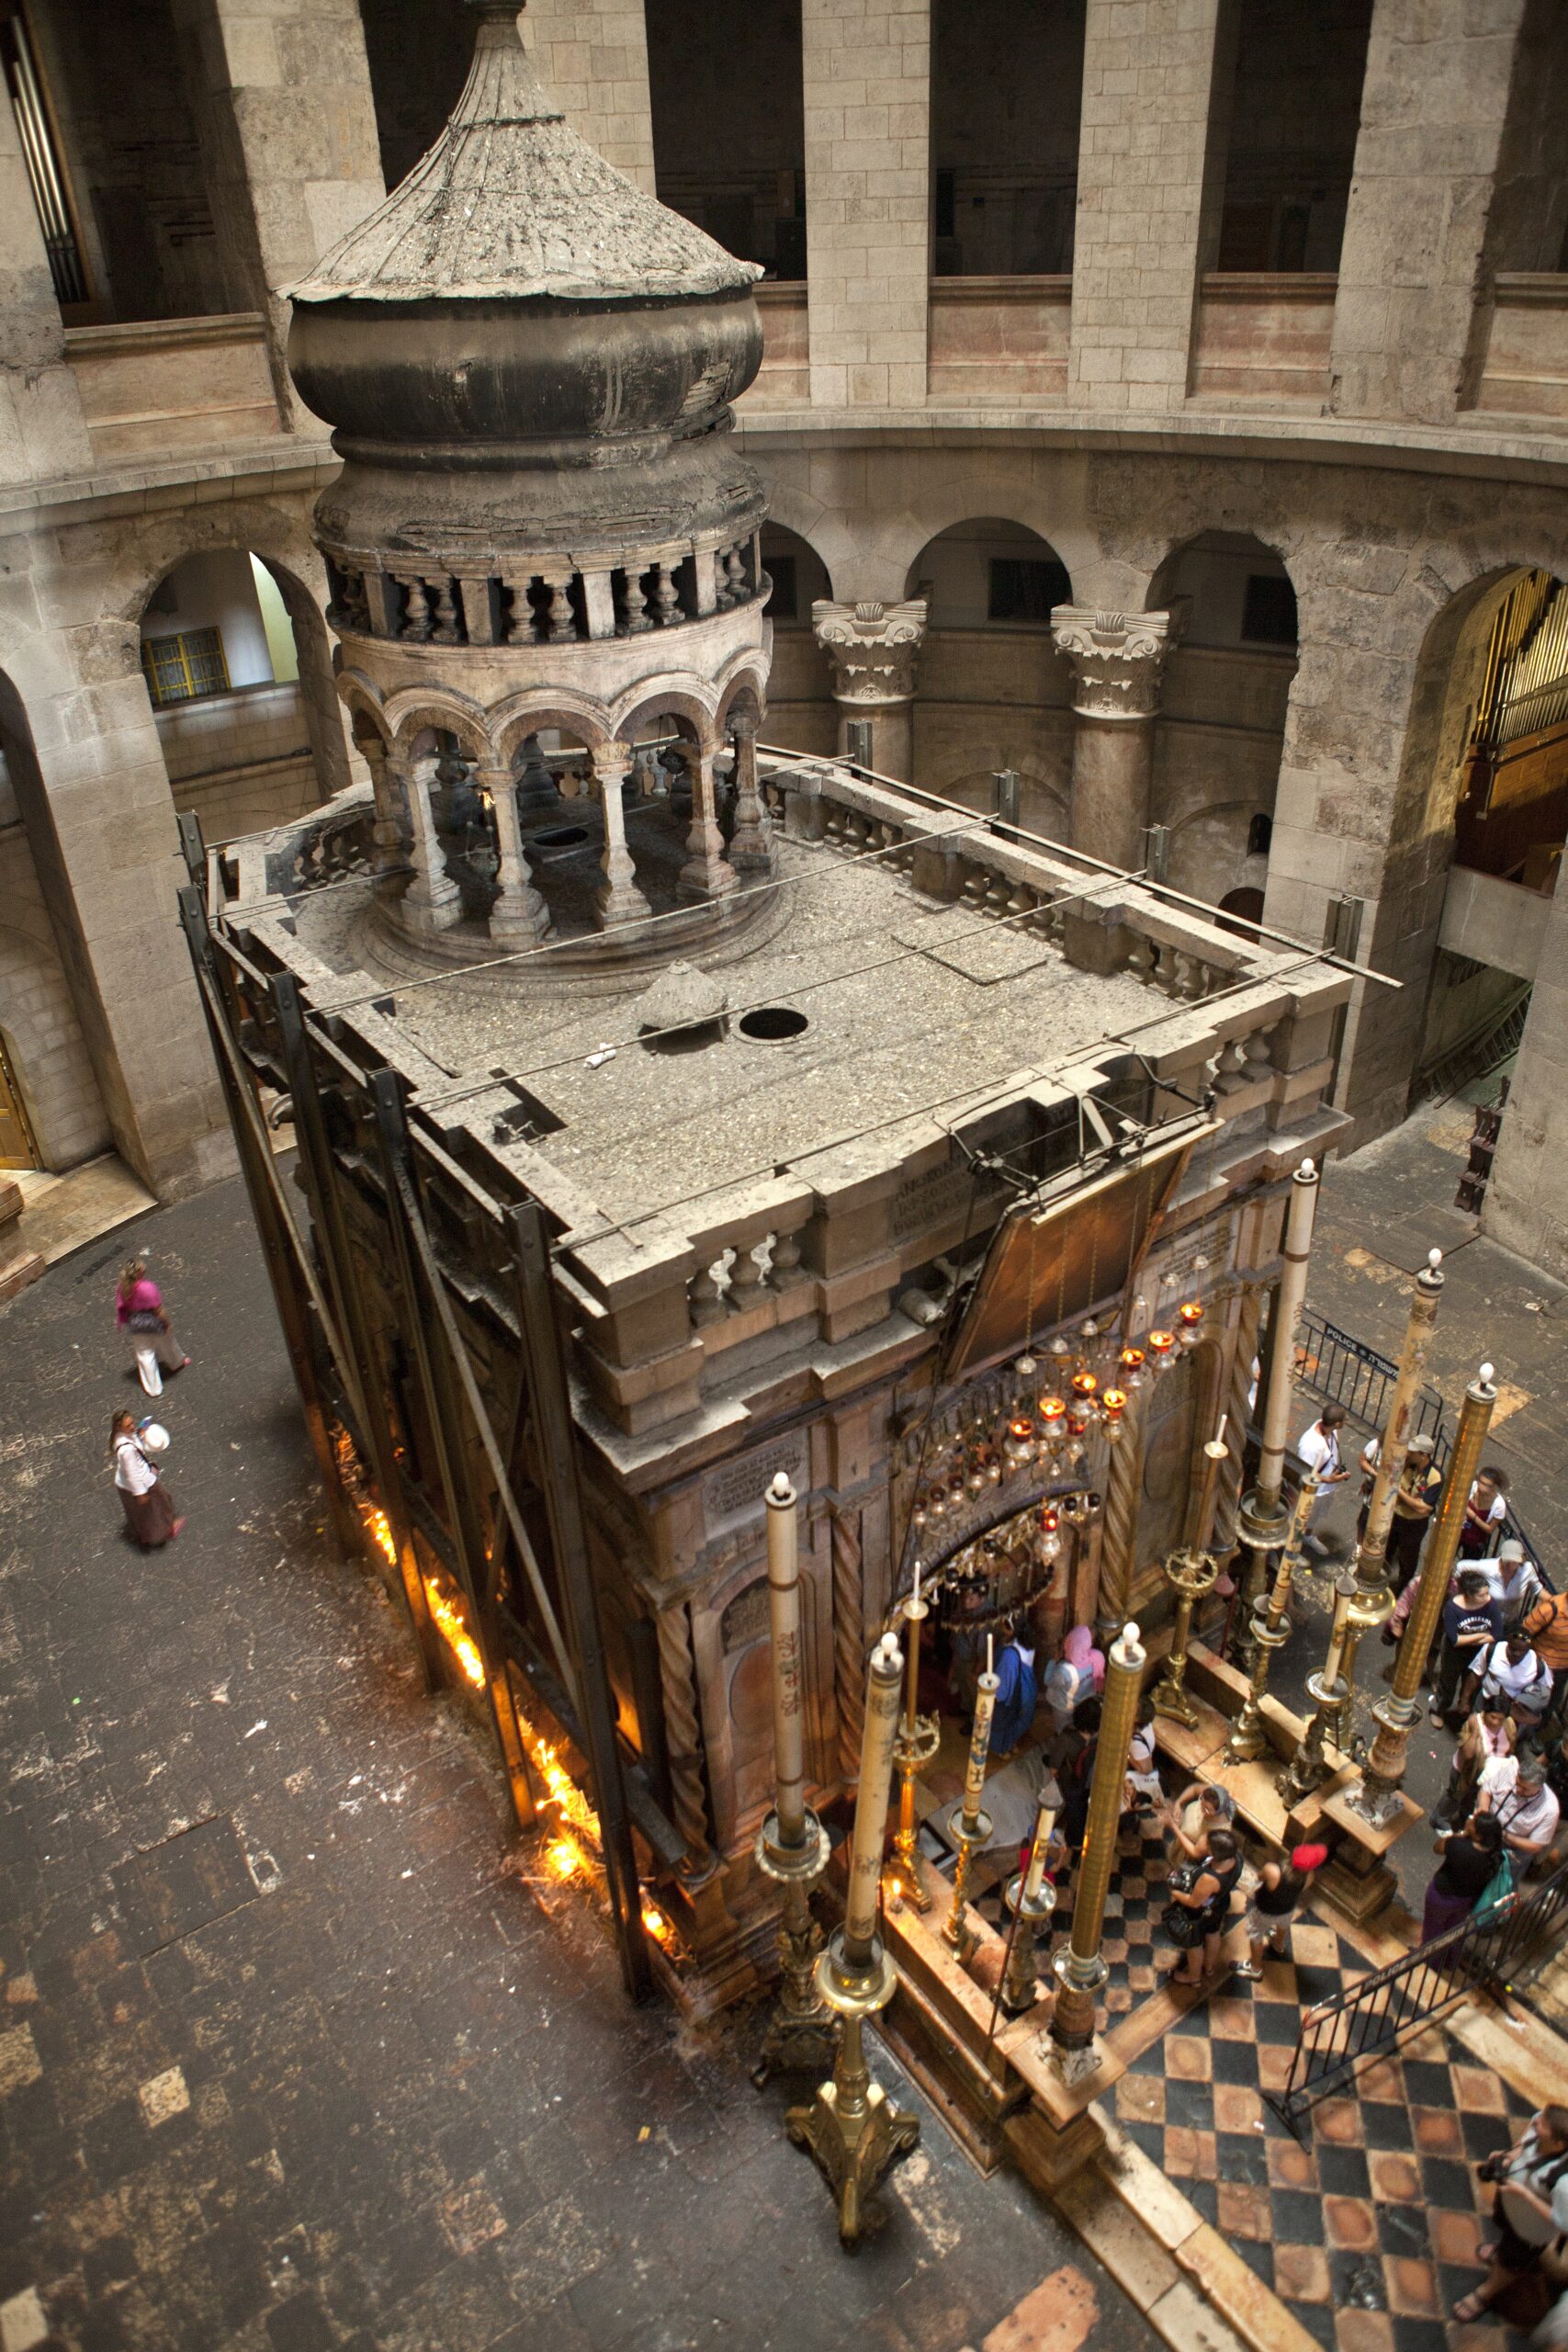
top-left (141, 627), bottom-right (230, 707)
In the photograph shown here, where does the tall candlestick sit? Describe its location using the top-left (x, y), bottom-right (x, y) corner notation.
top-left (964, 1669), bottom-right (998, 1824)
top-left (844, 1633), bottom-right (904, 1967)
top-left (945, 1666), bottom-right (998, 1959)
top-left (1023, 1781), bottom-right (1060, 1903)
top-left (887, 1578), bottom-right (937, 1912)
top-left (1321, 1575), bottom-right (1352, 1693)
top-left (765, 1471), bottom-right (806, 1850)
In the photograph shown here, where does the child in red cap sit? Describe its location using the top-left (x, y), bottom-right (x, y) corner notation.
top-left (1235, 1842), bottom-right (1328, 1980)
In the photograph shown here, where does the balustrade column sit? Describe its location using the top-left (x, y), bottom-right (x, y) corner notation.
top-left (1050, 607), bottom-right (1179, 872)
top-left (362, 739), bottom-right (409, 892)
top-left (678, 744), bottom-right (739, 902)
top-left (477, 764), bottom-right (551, 945)
top-left (590, 746), bottom-right (652, 926)
top-left (727, 714), bottom-right (773, 874)
top-left (398, 752), bottom-right (462, 933)
top-left (811, 599), bottom-right (927, 785)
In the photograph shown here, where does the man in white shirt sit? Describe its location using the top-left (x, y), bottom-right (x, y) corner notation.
top-left (1472, 1538), bottom-right (1541, 1624)
top-left (1482, 1758), bottom-right (1562, 1871)
top-left (1472, 1632), bottom-right (1554, 1724)
top-left (1296, 1407), bottom-right (1349, 1555)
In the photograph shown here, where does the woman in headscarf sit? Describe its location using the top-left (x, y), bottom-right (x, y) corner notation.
top-left (115, 1257), bottom-right (189, 1396)
top-left (109, 1409), bottom-right (184, 1548)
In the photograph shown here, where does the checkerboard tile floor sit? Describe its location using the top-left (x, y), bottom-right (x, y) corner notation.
top-left (972, 1811), bottom-right (1176, 2015)
top-left (1111, 1914), bottom-right (1538, 2352)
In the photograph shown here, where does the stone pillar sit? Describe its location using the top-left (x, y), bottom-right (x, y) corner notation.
top-left (1050, 607), bottom-right (1178, 872)
top-left (361, 738), bottom-right (408, 890)
top-left (727, 714), bottom-right (773, 874)
top-left (0, 65), bottom-right (94, 487)
top-left (801, 0), bottom-right (931, 407)
top-left (1484, 867), bottom-right (1568, 1281)
top-left (478, 765), bottom-right (551, 945)
top-left (520, 0), bottom-right (656, 194)
top-left (1329, 0), bottom-right (1529, 424)
top-left (678, 747), bottom-right (739, 902)
top-left (1066, 0), bottom-right (1237, 413)
top-left (170, 0), bottom-right (385, 430)
top-left (811, 600), bottom-right (927, 785)
top-left (398, 752), bottom-right (462, 933)
top-left (590, 746), bottom-right (651, 927)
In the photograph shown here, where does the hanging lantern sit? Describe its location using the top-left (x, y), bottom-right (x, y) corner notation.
top-left (1038, 1504), bottom-right (1062, 1563)
top-left (912, 1500), bottom-right (928, 1529)
top-left (1015, 1351), bottom-right (1038, 1385)
top-left (1119, 1344), bottom-right (1146, 1391)
top-left (1177, 1300), bottom-right (1204, 1350)
top-left (1146, 1328), bottom-right (1176, 1371)
top-left (1006, 1415), bottom-right (1036, 1465)
top-left (984, 1449), bottom-right (1003, 1484)
top-left (1037, 1394), bottom-right (1067, 1441)
top-left (1100, 1385), bottom-right (1128, 1443)
top-left (928, 1487), bottom-right (948, 1519)
top-left (1049, 1334), bottom-right (1071, 1360)
top-left (1069, 1370), bottom-right (1100, 1424)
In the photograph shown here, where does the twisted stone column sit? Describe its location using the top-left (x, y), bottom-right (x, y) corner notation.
top-left (477, 765), bottom-right (551, 944)
top-left (831, 1506), bottom-right (866, 1780)
top-left (655, 1599), bottom-right (715, 1875)
top-left (398, 751), bottom-right (462, 932)
top-left (728, 713), bottom-right (773, 874)
top-left (1050, 607), bottom-right (1179, 872)
top-left (590, 745), bottom-right (651, 925)
top-left (1213, 1285), bottom-right (1266, 1556)
top-left (812, 599), bottom-right (927, 784)
top-left (677, 745), bottom-right (739, 901)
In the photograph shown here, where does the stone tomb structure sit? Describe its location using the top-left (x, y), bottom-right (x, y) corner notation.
top-left (189, 1), bottom-right (1357, 2037)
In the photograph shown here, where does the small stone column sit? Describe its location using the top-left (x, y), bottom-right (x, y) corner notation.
top-left (727, 713), bottom-right (773, 874)
top-left (478, 765), bottom-right (551, 944)
top-left (591, 745), bottom-right (652, 927)
top-left (1050, 607), bottom-right (1179, 872)
top-left (362, 738), bottom-right (410, 891)
top-left (811, 599), bottom-right (927, 785)
top-left (398, 752), bottom-right (463, 933)
top-left (678, 745), bottom-right (739, 902)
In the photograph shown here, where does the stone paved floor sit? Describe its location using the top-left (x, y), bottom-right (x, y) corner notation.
top-left (0, 1174), bottom-right (1158, 2352)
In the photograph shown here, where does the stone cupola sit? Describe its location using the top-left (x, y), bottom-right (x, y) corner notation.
top-left (283, 0), bottom-right (777, 962)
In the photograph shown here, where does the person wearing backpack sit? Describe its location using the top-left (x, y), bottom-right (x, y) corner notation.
top-left (1455, 2104), bottom-right (1568, 2324)
top-left (989, 1622), bottom-right (1039, 1757)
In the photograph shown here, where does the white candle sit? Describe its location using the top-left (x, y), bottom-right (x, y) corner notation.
top-left (912, 1559), bottom-right (921, 1614)
top-left (1023, 1781), bottom-right (1060, 1902)
top-left (964, 1670), bottom-right (998, 1824)
top-left (844, 1634), bottom-right (905, 1962)
top-left (987, 1632), bottom-right (995, 1677)
top-left (764, 1472), bottom-right (805, 1849)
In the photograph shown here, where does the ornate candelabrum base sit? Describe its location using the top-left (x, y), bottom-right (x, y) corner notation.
top-left (941, 1807), bottom-right (993, 1965)
top-left (1278, 1668), bottom-right (1348, 1806)
top-left (786, 1928), bottom-right (920, 2248)
top-left (885, 1712), bottom-right (941, 1914)
top-left (752, 1809), bottom-right (837, 2088)
top-left (999, 1873), bottom-right (1057, 2015)
top-left (1048, 1941), bottom-right (1109, 2086)
top-left (1151, 1549), bottom-right (1219, 1728)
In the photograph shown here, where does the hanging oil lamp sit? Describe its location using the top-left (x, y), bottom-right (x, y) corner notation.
top-left (1146, 1327), bottom-right (1176, 1373)
top-left (1118, 1343), bottom-right (1146, 1391)
top-left (1038, 1503), bottom-right (1062, 1563)
top-left (1005, 1415), bottom-right (1036, 1467)
top-left (1177, 1299), bottom-right (1204, 1350)
top-left (1100, 1386), bottom-right (1128, 1443)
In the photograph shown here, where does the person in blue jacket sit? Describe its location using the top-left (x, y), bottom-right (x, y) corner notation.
top-left (990, 1621), bottom-right (1039, 1756)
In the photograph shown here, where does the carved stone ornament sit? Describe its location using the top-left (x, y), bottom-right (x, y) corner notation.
top-left (1051, 605), bottom-right (1179, 721)
top-left (811, 598), bottom-right (928, 707)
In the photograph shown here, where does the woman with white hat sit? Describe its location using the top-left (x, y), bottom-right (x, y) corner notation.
top-left (109, 1409), bottom-right (184, 1548)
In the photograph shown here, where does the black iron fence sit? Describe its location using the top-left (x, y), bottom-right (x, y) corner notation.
top-left (1267, 1858), bottom-right (1568, 2137)
top-left (1297, 1306), bottom-right (1546, 1583)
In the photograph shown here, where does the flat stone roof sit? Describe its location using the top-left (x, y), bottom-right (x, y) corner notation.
top-left (293, 842), bottom-right (1155, 1227)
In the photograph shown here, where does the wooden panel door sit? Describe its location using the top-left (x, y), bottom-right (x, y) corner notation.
top-left (0, 1036), bottom-right (39, 1169)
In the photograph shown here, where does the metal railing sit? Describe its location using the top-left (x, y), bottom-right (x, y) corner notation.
top-left (1267, 1857), bottom-right (1568, 2137)
top-left (1297, 1306), bottom-right (1546, 1581)
top-left (1412, 984), bottom-right (1531, 1107)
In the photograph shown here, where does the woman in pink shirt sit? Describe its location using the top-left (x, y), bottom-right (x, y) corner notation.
top-left (115, 1256), bottom-right (189, 1396)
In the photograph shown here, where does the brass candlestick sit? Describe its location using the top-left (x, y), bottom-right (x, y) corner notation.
top-left (753, 1473), bottom-right (835, 2086)
top-left (886, 1582), bottom-right (939, 1912)
top-left (1152, 1426), bottom-right (1228, 1726)
top-left (1235, 1160), bottom-right (1321, 1668)
top-left (942, 1657), bottom-right (998, 1961)
top-left (1356, 1363), bottom-right (1497, 1825)
top-left (1227, 1477), bottom-right (1314, 1761)
top-left (787, 1634), bottom-right (920, 2247)
top-left (1050, 1621), bottom-right (1146, 2082)
top-left (999, 1780), bottom-right (1061, 2015)
top-left (1280, 1571), bottom-right (1356, 1804)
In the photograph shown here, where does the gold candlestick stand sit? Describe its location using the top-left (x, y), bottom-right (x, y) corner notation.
top-left (1355, 1363), bottom-right (1497, 1825)
top-left (1235, 1160), bottom-right (1320, 1669)
top-left (753, 1473), bottom-right (836, 2086)
top-left (1227, 1478), bottom-right (1314, 1761)
top-left (1151, 1430), bottom-right (1228, 1727)
top-left (942, 1662), bottom-right (998, 1962)
top-left (886, 1589), bottom-right (939, 1912)
top-left (1050, 1621), bottom-right (1146, 2083)
top-left (787, 1634), bottom-right (920, 2247)
top-left (1279, 1571), bottom-right (1356, 1805)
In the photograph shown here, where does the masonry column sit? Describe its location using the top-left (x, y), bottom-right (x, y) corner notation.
top-left (1066, 0), bottom-right (1237, 413)
top-left (398, 752), bottom-right (463, 933)
top-left (678, 747), bottom-right (739, 902)
top-left (477, 764), bottom-right (551, 945)
top-left (1329, 0), bottom-right (1529, 424)
top-left (0, 60), bottom-right (93, 485)
top-left (802, 0), bottom-right (931, 408)
top-left (590, 745), bottom-right (651, 926)
top-left (171, 0), bottom-right (386, 429)
top-left (812, 600), bottom-right (927, 784)
top-left (1050, 607), bottom-right (1178, 871)
top-left (1483, 869), bottom-right (1568, 1283)
top-left (521, 0), bottom-right (656, 193)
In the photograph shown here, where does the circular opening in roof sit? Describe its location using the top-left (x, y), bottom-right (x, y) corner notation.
top-left (739, 1005), bottom-right (809, 1043)
top-left (535, 824), bottom-right (590, 848)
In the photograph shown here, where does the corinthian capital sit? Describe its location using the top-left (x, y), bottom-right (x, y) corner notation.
top-left (1051, 605), bottom-right (1179, 720)
top-left (811, 597), bottom-right (928, 707)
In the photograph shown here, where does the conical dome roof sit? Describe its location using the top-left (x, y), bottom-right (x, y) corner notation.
top-left (288, 6), bottom-right (760, 307)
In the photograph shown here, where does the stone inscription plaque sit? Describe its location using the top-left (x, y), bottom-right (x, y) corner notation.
top-left (702, 1432), bottom-right (808, 1533)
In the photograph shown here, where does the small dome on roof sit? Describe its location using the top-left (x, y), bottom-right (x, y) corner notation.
top-left (287, 5), bottom-right (760, 309)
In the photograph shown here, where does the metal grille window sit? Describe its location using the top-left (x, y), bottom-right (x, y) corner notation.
top-left (1, 7), bottom-right (89, 308)
top-left (141, 628), bottom-right (230, 708)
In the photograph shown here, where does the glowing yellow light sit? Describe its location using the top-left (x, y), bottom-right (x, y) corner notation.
top-left (422, 1576), bottom-right (486, 1689)
top-left (641, 1903), bottom-right (674, 1946)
